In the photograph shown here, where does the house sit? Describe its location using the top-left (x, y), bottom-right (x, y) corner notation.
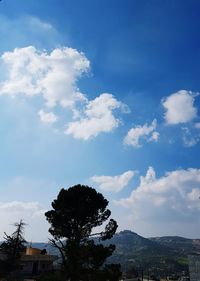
top-left (19, 247), bottom-right (57, 276)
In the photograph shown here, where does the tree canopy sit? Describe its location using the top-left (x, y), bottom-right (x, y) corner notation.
top-left (45, 184), bottom-right (121, 281)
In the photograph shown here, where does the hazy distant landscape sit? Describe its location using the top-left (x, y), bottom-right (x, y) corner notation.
top-left (32, 230), bottom-right (200, 276)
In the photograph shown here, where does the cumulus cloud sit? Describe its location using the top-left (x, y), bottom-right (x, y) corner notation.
top-left (124, 119), bottom-right (159, 147)
top-left (0, 46), bottom-right (90, 108)
top-left (65, 93), bottom-right (125, 140)
top-left (116, 167), bottom-right (200, 224)
top-left (0, 46), bottom-right (127, 139)
top-left (162, 90), bottom-right (198, 124)
top-left (91, 170), bottom-right (135, 192)
top-left (38, 110), bottom-right (58, 124)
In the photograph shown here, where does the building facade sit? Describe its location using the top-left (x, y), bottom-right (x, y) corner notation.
top-left (20, 247), bottom-right (57, 276)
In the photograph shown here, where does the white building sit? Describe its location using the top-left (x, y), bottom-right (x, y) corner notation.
top-left (19, 247), bottom-right (57, 275)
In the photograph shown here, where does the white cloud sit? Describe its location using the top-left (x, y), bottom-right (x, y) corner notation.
top-left (38, 110), bottom-right (58, 124)
top-left (140, 166), bottom-right (156, 186)
top-left (0, 46), bottom-right (90, 108)
top-left (162, 90), bottom-right (198, 124)
top-left (65, 93), bottom-right (125, 140)
top-left (27, 16), bottom-right (55, 31)
top-left (116, 167), bottom-right (200, 223)
top-left (0, 46), bottom-right (127, 139)
top-left (0, 201), bottom-right (48, 242)
top-left (124, 119), bottom-right (159, 147)
top-left (91, 170), bottom-right (135, 192)
top-left (0, 201), bottom-right (41, 212)
top-left (182, 127), bottom-right (199, 147)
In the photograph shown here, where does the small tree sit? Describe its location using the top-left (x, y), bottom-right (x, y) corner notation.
top-left (45, 184), bottom-right (119, 281)
top-left (0, 220), bottom-right (26, 275)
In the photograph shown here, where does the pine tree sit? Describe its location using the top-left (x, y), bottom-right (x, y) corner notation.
top-left (45, 184), bottom-right (120, 281)
top-left (0, 220), bottom-right (26, 274)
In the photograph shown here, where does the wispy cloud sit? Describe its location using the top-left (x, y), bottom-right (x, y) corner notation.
top-left (182, 127), bottom-right (200, 147)
top-left (91, 170), bottom-right (135, 192)
top-left (124, 119), bottom-right (159, 147)
top-left (38, 110), bottom-right (58, 124)
top-left (26, 16), bottom-right (56, 32)
top-left (0, 15), bottom-right (62, 51)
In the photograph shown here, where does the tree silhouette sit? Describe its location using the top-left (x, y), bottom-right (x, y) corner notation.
top-left (0, 220), bottom-right (26, 275)
top-left (45, 184), bottom-right (120, 281)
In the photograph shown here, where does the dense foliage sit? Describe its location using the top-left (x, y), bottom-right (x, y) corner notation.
top-left (45, 184), bottom-right (121, 281)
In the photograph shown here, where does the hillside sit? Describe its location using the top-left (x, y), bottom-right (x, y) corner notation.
top-left (103, 231), bottom-right (191, 275)
top-left (32, 230), bottom-right (200, 276)
top-left (150, 236), bottom-right (200, 255)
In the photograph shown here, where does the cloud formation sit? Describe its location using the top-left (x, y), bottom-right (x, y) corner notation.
top-left (38, 110), bottom-right (58, 124)
top-left (182, 127), bottom-right (200, 147)
top-left (0, 201), bottom-right (41, 212)
top-left (116, 167), bottom-right (200, 224)
top-left (66, 93), bottom-right (125, 140)
top-left (162, 90), bottom-right (198, 124)
top-left (124, 119), bottom-right (159, 147)
top-left (27, 16), bottom-right (56, 32)
top-left (0, 46), bottom-right (127, 140)
top-left (91, 170), bottom-right (134, 192)
top-left (0, 46), bottom-right (90, 108)
top-left (0, 201), bottom-right (48, 241)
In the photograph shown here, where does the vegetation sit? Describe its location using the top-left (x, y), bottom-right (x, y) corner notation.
top-left (45, 184), bottom-right (121, 281)
top-left (0, 188), bottom-right (197, 280)
top-left (35, 271), bottom-right (63, 281)
top-left (31, 229), bottom-right (196, 279)
top-left (102, 230), bottom-right (191, 277)
top-left (0, 220), bottom-right (26, 278)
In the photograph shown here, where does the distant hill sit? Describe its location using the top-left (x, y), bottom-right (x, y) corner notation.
top-left (102, 231), bottom-right (190, 275)
top-left (149, 236), bottom-right (200, 255)
top-left (32, 230), bottom-right (200, 276)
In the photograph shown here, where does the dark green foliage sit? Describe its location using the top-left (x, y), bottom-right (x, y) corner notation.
top-left (35, 271), bottom-right (64, 281)
top-left (45, 185), bottom-right (117, 241)
top-left (104, 264), bottom-right (122, 281)
top-left (82, 240), bottom-right (116, 269)
top-left (101, 219), bottom-right (118, 241)
top-left (126, 266), bottom-right (139, 278)
top-left (45, 184), bottom-right (119, 281)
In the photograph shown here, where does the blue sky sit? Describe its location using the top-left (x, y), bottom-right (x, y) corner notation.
top-left (0, 0), bottom-right (200, 241)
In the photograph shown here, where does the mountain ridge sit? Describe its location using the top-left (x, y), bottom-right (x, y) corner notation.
top-left (31, 230), bottom-right (200, 276)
